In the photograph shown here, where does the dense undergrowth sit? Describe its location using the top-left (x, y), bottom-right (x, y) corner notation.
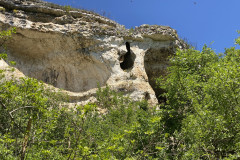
top-left (1, 29), bottom-right (240, 159)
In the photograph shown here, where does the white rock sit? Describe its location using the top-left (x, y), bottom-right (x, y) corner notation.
top-left (0, 0), bottom-right (187, 106)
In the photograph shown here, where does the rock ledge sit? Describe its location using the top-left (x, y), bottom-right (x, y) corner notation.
top-left (0, 0), bottom-right (187, 105)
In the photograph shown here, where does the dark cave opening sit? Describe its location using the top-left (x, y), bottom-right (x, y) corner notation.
top-left (144, 48), bottom-right (171, 104)
top-left (120, 42), bottom-right (135, 70)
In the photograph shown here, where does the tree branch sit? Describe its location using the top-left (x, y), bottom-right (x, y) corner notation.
top-left (0, 99), bottom-right (24, 133)
top-left (10, 106), bottom-right (37, 115)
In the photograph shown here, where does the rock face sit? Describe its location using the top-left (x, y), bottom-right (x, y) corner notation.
top-left (0, 0), bottom-right (186, 105)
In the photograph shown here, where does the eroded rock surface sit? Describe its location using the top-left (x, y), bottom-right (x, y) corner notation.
top-left (0, 0), bottom-right (186, 105)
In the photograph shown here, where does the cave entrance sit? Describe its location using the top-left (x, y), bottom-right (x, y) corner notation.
top-left (120, 42), bottom-right (135, 70)
top-left (144, 48), bottom-right (171, 103)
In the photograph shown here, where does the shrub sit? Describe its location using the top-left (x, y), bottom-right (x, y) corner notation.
top-left (157, 45), bottom-right (240, 159)
top-left (63, 5), bottom-right (72, 14)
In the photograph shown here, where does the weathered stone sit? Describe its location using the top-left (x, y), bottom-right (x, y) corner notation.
top-left (0, 0), bottom-right (186, 105)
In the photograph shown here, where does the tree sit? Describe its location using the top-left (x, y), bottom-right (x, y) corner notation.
top-left (157, 44), bottom-right (240, 159)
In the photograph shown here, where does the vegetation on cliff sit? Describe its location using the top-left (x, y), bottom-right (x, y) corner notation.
top-left (1, 29), bottom-right (240, 159)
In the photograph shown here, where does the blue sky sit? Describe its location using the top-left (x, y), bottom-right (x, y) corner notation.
top-left (45, 0), bottom-right (240, 53)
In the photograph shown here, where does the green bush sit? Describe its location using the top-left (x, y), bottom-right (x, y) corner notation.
top-left (0, 76), bottom-right (164, 159)
top-left (157, 45), bottom-right (240, 159)
top-left (63, 5), bottom-right (72, 14)
top-left (1, 27), bottom-right (240, 159)
top-left (0, 76), bottom-right (66, 159)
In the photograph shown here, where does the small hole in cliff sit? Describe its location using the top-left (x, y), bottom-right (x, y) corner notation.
top-left (144, 92), bottom-right (150, 100)
top-left (120, 42), bottom-right (135, 70)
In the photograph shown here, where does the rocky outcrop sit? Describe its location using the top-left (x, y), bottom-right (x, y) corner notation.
top-left (0, 0), bottom-right (186, 105)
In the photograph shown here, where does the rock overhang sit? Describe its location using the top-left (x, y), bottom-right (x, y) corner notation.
top-left (0, 0), bottom-right (187, 105)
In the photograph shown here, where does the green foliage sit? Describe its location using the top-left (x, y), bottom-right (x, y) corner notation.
top-left (0, 79), bottom-right (166, 159)
top-left (128, 27), bottom-right (134, 36)
top-left (13, 9), bottom-right (18, 14)
top-left (1, 25), bottom-right (240, 159)
top-left (0, 28), bottom-right (16, 41)
top-left (157, 45), bottom-right (240, 159)
top-left (0, 7), bottom-right (5, 13)
top-left (63, 5), bottom-right (72, 14)
top-left (0, 76), bottom-right (66, 159)
top-left (0, 27), bottom-right (16, 61)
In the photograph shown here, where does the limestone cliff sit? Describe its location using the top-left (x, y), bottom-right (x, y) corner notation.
top-left (0, 0), bottom-right (186, 105)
